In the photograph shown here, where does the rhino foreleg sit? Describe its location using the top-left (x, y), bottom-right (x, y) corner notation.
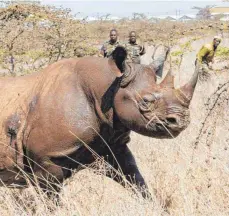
top-left (107, 145), bottom-right (151, 199)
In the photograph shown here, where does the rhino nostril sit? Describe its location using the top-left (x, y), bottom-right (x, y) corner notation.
top-left (166, 117), bottom-right (178, 124)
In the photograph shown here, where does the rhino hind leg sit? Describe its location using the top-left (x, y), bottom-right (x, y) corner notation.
top-left (106, 145), bottom-right (151, 199)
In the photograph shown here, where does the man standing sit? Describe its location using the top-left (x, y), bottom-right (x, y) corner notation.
top-left (196, 36), bottom-right (222, 73)
top-left (100, 29), bottom-right (120, 58)
top-left (125, 31), bottom-right (145, 64)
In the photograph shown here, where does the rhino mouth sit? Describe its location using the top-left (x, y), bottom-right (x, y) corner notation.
top-left (145, 117), bottom-right (179, 138)
top-left (139, 106), bottom-right (183, 138)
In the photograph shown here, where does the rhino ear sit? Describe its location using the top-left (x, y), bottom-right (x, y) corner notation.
top-left (111, 46), bottom-right (127, 73)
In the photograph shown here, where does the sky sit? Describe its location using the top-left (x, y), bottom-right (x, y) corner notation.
top-left (41, 0), bottom-right (229, 18)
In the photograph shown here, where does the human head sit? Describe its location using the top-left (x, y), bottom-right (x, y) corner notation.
top-left (129, 31), bottom-right (137, 44)
top-left (213, 36), bottom-right (221, 47)
top-left (110, 29), bottom-right (118, 43)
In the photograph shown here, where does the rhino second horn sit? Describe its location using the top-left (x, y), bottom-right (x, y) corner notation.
top-left (159, 69), bottom-right (174, 88)
top-left (159, 49), bottom-right (174, 89)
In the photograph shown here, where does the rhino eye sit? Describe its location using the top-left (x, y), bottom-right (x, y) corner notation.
top-left (143, 96), bottom-right (150, 103)
top-left (142, 94), bottom-right (156, 103)
top-left (141, 99), bottom-right (149, 107)
top-left (139, 99), bottom-right (151, 111)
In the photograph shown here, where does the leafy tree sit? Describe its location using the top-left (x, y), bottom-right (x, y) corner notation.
top-left (132, 13), bottom-right (147, 20)
top-left (0, 3), bottom-right (94, 75)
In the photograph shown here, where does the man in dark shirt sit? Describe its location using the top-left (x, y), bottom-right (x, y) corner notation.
top-left (125, 31), bottom-right (145, 64)
top-left (100, 29), bottom-right (121, 58)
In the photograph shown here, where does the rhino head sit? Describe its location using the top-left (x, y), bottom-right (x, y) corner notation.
top-left (112, 46), bottom-right (199, 139)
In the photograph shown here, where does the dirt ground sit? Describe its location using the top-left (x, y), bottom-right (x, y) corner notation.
top-left (0, 35), bottom-right (229, 216)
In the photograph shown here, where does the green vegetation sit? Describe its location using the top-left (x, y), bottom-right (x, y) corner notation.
top-left (172, 58), bottom-right (181, 66)
top-left (171, 40), bottom-right (193, 57)
top-left (171, 50), bottom-right (183, 57)
top-left (0, 49), bottom-right (6, 62)
top-left (74, 44), bottom-right (98, 57)
top-left (180, 40), bottom-right (192, 51)
top-left (23, 50), bottom-right (47, 60)
top-left (215, 46), bottom-right (229, 57)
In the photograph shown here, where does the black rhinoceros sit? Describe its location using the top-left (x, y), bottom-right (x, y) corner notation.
top-left (0, 46), bottom-right (199, 198)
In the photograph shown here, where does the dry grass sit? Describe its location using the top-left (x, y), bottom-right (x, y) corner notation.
top-left (0, 159), bottom-right (165, 216)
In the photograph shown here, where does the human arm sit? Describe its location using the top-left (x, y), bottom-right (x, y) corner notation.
top-left (208, 62), bottom-right (213, 70)
top-left (100, 44), bottom-right (107, 57)
top-left (140, 44), bottom-right (146, 56)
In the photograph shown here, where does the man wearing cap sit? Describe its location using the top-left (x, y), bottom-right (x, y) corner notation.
top-left (100, 29), bottom-right (121, 58)
top-left (196, 36), bottom-right (222, 73)
top-left (125, 31), bottom-right (145, 64)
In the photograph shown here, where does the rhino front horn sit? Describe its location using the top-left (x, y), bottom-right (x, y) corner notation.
top-left (178, 62), bottom-right (200, 105)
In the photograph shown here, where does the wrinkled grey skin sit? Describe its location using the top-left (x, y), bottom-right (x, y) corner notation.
top-left (0, 46), bottom-right (199, 199)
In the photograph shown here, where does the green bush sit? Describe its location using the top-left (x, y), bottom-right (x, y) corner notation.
top-left (180, 41), bottom-right (192, 50)
top-left (74, 44), bottom-right (98, 57)
top-left (23, 50), bottom-right (47, 60)
top-left (215, 46), bottom-right (229, 57)
top-left (171, 50), bottom-right (183, 57)
top-left (0, 49), bottom-right (7, 62)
